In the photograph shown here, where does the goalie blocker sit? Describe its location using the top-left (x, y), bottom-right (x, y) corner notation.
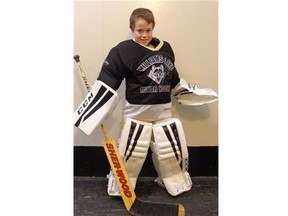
top-left (74, 80), bottom-right (119, 135)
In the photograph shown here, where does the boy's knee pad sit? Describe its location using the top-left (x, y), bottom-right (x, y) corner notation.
top-left (151, 118), bottom-right (192, 196)
top-left (107, 118), bottom-right (152, 196)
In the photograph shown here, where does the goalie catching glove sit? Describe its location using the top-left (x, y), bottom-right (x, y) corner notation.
top-left (173, 78), bottom-right (218, 106)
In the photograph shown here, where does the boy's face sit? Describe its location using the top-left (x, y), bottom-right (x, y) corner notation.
top-left (132, 18), bottom-right (153, 46)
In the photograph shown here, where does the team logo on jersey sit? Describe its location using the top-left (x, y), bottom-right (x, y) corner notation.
top-left (137, 55), bottom-right (174, 72)
top-left (148, 65), bottom-right (165, 84)
top-left (136, 55), bottom-right (175, 85)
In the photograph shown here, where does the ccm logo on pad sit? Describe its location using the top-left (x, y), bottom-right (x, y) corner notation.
top-left (75, 86), bottom-right (113, 127)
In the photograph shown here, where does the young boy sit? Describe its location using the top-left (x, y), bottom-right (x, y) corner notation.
top-left (75, 8), bottom-right (218, 197)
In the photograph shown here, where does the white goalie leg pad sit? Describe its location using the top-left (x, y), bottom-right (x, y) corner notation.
top-left (74, 80), bottom-right (119, 135)
top-left (107, 118), bottom-right (152, 196)
top-left (151, 118), bottom-right (192, 196)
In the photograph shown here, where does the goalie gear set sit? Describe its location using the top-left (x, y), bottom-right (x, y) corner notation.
top-left (75, 37), bottom-right (217, 197)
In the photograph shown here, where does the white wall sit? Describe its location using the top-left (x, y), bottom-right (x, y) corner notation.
top-left (74, 0), bottom-right (218, 147)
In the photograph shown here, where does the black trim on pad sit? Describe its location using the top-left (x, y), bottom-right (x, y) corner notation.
top-left (74, 146), bottom-right (218, 176)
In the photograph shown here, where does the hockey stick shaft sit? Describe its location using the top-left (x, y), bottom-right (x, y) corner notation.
top-left (73, 55), bottom-right (136, 211)
top-left (74, 55), bottom-right (91, 91)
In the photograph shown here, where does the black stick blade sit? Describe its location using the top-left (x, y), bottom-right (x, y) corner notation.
top-left (130, 199), bottom-right (185, 216)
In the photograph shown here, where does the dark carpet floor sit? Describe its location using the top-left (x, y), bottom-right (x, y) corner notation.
top-left (74, 176), bottom-right (218, 216)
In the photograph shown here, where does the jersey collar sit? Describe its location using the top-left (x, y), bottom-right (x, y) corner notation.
top-left (133, 38), bottom-right (164, 51)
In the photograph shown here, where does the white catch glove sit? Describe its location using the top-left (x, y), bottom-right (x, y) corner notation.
top-left (172, 78), bottom-right (218, 106)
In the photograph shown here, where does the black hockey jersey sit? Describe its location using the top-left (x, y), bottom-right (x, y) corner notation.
top-left (98, 38), bottom-right (180, 105)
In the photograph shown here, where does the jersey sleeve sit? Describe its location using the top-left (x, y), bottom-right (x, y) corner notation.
top-left (165, 42), bottom-right (180, 88)
top-left (97, 46), bottom-right (127, 90)
top-left (171, 67), bottom-right (180, 89)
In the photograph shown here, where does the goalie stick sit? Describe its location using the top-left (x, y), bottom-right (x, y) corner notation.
top-left (74, 55), bottom-right (185, 216)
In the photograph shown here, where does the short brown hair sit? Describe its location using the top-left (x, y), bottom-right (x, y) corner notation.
top-left (129, 8), bottom-right (155, 30)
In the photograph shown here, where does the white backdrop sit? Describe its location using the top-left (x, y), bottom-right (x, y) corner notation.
top-left (74, 0), bottom-right (218, 147)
